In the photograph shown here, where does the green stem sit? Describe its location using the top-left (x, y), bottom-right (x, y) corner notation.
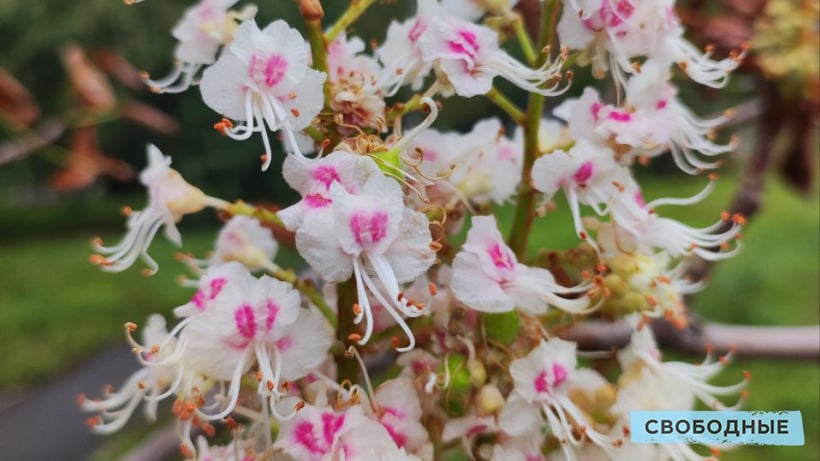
top-left (512, 15), bottom-right (537, 66)
top-left (303, 13), bottom-right (332, 107)
top-left (385, 94), bottom-right (422, 123)
top-left (325, 0), bottom-right (379, 43)
top-left (224, 200), bottom-right (284, 227)
top-left (486, 87), bottom-right (525, 123)
top-left (507, 0), bottom-right (559, 258)
top-left (563, 50), bottom-right (580, 70)
top-left (335, 278), bottom-right (359, 384)
top-left (303, 125), bottom-right (325, 143)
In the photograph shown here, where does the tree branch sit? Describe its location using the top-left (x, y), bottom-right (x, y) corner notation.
top-left (557, 318), bottom-right (820, 360)
top-left (0, 119), bottom-right (65, 166)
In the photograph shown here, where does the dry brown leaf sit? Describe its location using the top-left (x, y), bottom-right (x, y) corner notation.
top-left (89, 50), bottom-right (146, 91)
top-left (61, 44), bottom-right (117, 113)
top-left (119, 100), bottom-right (180, 136)
top-left (50, 126), bottom-right (135, 191)
top-left (0, 67), bottom-right (39, 127)
top-left (702, 16), bottom-right (754, 53)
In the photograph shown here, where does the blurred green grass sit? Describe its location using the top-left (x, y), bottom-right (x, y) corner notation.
top-left (0, 170), bottom-right (816, 460)
top-left (0, 198), bottom-right (302, 390)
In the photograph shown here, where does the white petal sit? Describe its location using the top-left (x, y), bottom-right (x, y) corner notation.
top-left (451, 250), bottom-right (513, 312)
top-left (276, 308), bottom-right (333, 381)
top-left (199, 54), bottom-right (249, 120)
top-left (295, 207), bottom-right (355, 282)
top-left (498, 395), bottom-right (543, 437)
top-left (384, 209), bottom-right (435, 283)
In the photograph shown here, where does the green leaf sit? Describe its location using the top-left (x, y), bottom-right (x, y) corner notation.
top-left (481, 311), bottom-right (521, 345)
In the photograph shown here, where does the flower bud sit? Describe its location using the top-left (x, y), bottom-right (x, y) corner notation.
top-left (476, 384), bottom-right (504, 416)
top-left (468, 359), bottom-right (487, 388)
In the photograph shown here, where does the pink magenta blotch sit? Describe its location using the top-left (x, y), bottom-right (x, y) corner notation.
top-left (350, 211), bottom-right (389, 248)
top-left (250, 54), bottom-right (289, 88)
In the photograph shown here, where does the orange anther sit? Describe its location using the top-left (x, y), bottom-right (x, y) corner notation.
top-left (392, 337), bottom-right (400, 349)
top-left (125, 322), bottom-right (138, 332)
top-left (352, 304), bottom-right (363, 315)
top-left (85, 416), bottom-right (102, 428)
top-left (348, 333), bottom-right (362, 342)
top-left (708, 173), bottom-right (719, 181)
top-left (295, 401), bottom-right (306, 411)
top-left (742, 370), bottom-right (752, 380)
top-left (172, 400), bottom-right (183, 415)
top-left (732, 213), bottom-right (746, 225)
top-left (428, 282), bottom-right (438, 296)
top-left (213, 118), bottom-right (233, 135)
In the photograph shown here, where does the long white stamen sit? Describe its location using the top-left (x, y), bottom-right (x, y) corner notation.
top-left (253, 102), bottom-right (275, 171)
top-left (389, 97), bottom-right (439, 155)
top-left (359, 266), bottom-right (417, 352)
top-left (195, 347), bottom-right (250, 421)
top-left (224, 92), bottom-right (256, 140)
top-left (352, 259), bottom-right (375, 345)
top-left (144, 366), bottom-right (185, 402)
top-left (90, 390), bottom-right (144, 434)
top-left (646, 179), bottom-right (715, 209)
top-left (82, 369), bottom-right (148, 413)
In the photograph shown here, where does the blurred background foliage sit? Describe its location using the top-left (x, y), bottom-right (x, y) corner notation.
top-left (0, 0), bottom-right (817, 459)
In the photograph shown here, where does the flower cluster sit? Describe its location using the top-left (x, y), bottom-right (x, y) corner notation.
top-left (86, 0), bottom-right (751, 459)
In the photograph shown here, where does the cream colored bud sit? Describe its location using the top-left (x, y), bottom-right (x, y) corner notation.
top-left (477, 384), bottom-right (505, 416)
top-left (468, 360), bottom-right (487, 388)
